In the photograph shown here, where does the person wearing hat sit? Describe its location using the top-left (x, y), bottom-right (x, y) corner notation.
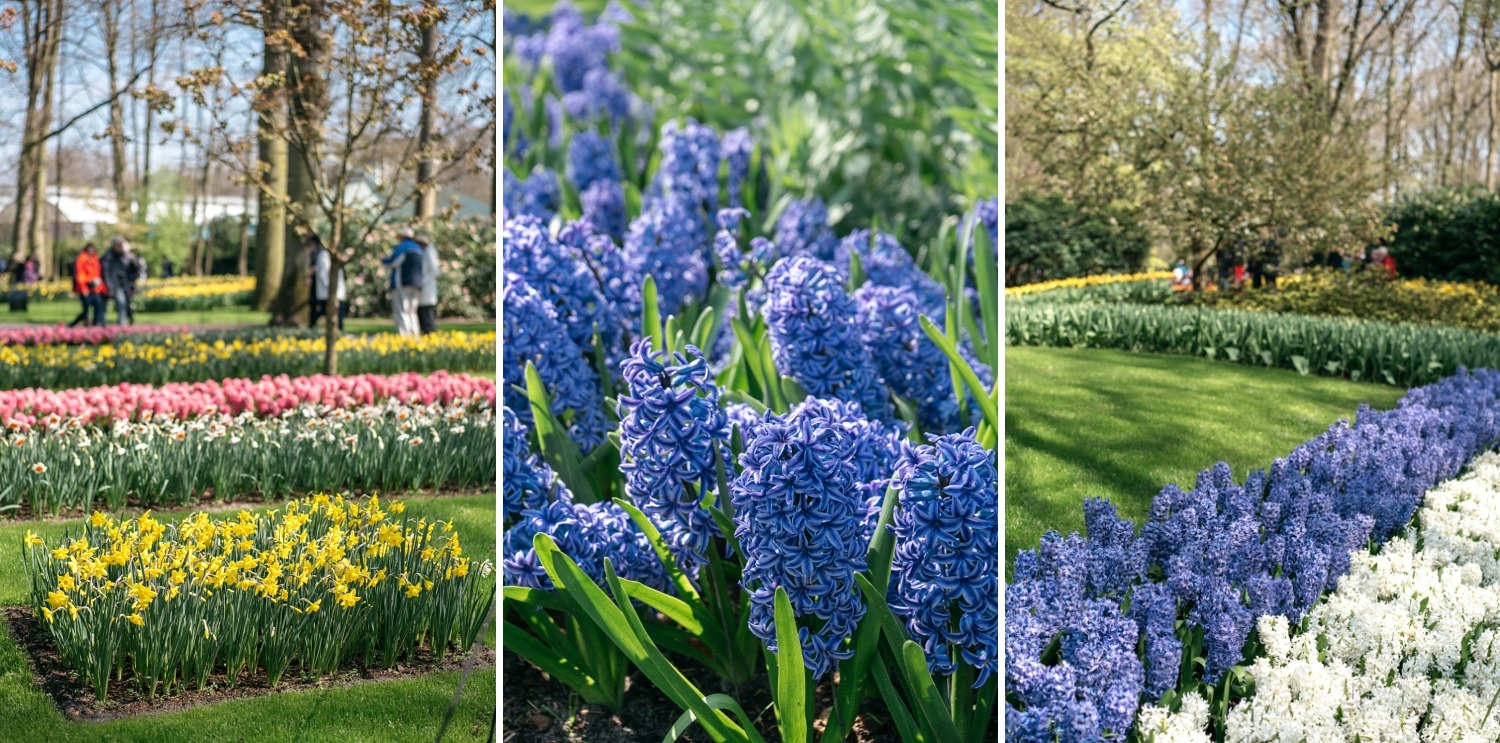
top-left (380, 226), bottom-right (424, 337)
top-left (414, 231), bottom-right (439, 335)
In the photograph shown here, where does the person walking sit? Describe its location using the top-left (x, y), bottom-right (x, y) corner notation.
top-left (100, 237), bottom-right (135, 326)
top-left (415, 231), bottom-right (439, 335)
top-left (69, 243), bottom-right (107, 327)
top-left (380, 227), bottom-right (424, 337)
top-left (160, 258), bottom-right (175, 279)
top-left (308, 235), bottom-right (348, 331)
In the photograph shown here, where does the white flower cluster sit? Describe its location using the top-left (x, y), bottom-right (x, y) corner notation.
top-left (1149, 451), bottom-right (1500, 742)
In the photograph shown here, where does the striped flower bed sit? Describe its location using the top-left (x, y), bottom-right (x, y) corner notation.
top-left (1006, 368), bottom-right (1500, 740)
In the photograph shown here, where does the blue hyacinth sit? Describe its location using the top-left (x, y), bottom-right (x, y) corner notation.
top-left (625, 196), bottom-right (710, 316)
top-left (564, 68), bottom-right (632, 123)
top-left (763, 256), bottom-right (890, 421)
top-left (501, 271), bottom-right (609, 450)
top-left (556, 219), bottom-right (640, 360)
top-left (722, 127), bottom-right (754, 207)
top-left (888, 430), bottom-right (999, 686)
top-left (506, 168), bottom-right (561, 222)
top-left (567, 132), bottom-right (622, 191)
top-left (617, 340), bottom-right (731, 573)
top-left (544, 1), bottom-right (620, 95)
top-left (503, 494), bottom-right (669, 593)
top-left (502, 406), bottom-right (568, 524)
top-left (773, 197), bottom-right (837, 261)
top-left (503, 215), bottom-right (610, 353)
top-left (654, 118), bottom-right (722, 211)
top-left (1006, 533), bottom-right (1144, 742)
top-left (581, 179), bottom-right (627, 239)
top-left (837, 229), bottom-right (947, 313)
top-left (731, 402), bottom-right (871, 679)
top-left (854, 284), bottom-right (962, 433)
top-left (1007, 368), bottom-right (1500, 735)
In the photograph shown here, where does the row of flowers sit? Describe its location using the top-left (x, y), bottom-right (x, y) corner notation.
top-left (4, 398), bottom-right (495, 516)
top-left (25, 275), bottom-right (253, 304)
top-left (0, 372), bottom-right (493, 431)
top-left (1006, 368), bottom-right (1500, 740)
top-left (1003, 270), bottom-right (1173, 297)
top-left (0, 325), bottom-right (191, 346)
top-left (23, 494), bottom-right (494, 701)
top-left (0, 330), bottom-right (495, 391)
top-left (1141, 450), bottom-right (1500, 741)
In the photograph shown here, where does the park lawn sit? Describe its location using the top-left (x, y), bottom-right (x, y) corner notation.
top-left (0, 493), bottom-right (496, 742)
top-left (1005, 345), bottom-right (1407, 570)
top-left (7, 300), bottom-right (494, 335)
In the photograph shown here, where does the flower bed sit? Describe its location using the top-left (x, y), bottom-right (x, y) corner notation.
top-left (0, 331), bottom-right (495, 390)
top-left (136, 276), bottom-right (255, 312)
top-left (1008, 300), bottom-right (1500, 387)
top-left (3, 396), bottom-right (495, 515)
top-left (1139, 450), bottom-right (1500, 741)
top-left (22, 494), bottom-right (494, 702)
top-left (0, 326), bottom-right (192, 346)
top-left (1004, 270), bottom-right (1172, 297)
top-left (0, 372), bottom-right (493, 430)
top-left (1187, 267), bottom-right (1500, 334)
top-left (1005, 368), bottom-right (1500, 740)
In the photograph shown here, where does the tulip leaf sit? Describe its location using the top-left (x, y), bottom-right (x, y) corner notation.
top-left (523, 363), bottom-right (598, 504)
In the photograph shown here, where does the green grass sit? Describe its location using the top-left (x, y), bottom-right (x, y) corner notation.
top-left (0, 494), bottom-right (496, 742)
top-left (5, 300), bottom-right (494, 335)
top-left (1005, 346), bottom-right (1407, 569)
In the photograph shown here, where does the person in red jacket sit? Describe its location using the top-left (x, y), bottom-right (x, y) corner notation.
top-left (69, 243), bottom-right (107, 327)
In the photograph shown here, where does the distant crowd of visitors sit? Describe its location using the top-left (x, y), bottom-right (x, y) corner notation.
top-left (4, 224), bottom-right (442, 337)
top-left (1171, 237), bottom-right (1398, 291)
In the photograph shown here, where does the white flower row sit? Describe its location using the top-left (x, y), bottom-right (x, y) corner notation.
top-left (1142, 450), bottom-right (1500, 743)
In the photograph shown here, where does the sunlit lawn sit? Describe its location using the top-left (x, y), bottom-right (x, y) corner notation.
top-left (8, 300), bottom-right (494, 335)
top-left (1005, 345), bottom-right (1407, 570)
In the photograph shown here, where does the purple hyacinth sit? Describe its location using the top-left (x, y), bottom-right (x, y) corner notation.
top-left (1007, 533), bottom-right (1144, 741)
top-left (581, 179), bottom-right (628, 239)
top-left (567, 132), bottom-right (622, 191)
top-left (503, 493), bottom-right (668, 593)
top-left (617, 340), bottom-right (731, 573)
top-left (506, 168), bottom-right (561, 222)
top-left (625, 197), bottom-right (710, 316)
top-left (1007, 367), bottom-right (1500, 734)
top-left (724, 402), bottom-right (764, 445)
top-left (503, 406), bottom-right (568, 523)
top-left (731, 402), bottom-right (870, 679)
top-left (763, 256), bottom-right (890, 421)
top-left (544, 1), bottom-right (620, 95)
top-left (888, 430), bottom-right (999, 686)
top-left (722, 127), bottom-right (753, 208)
top-left (564, 68), bottom-right (632, 123)
top-left (837, 229), bottom-right (947, 313)
top-left (501, 272), bottom-right (608, 450)
top-left (774, 197), bottom-right (837, 261)
top-left (854, 284), bottom-right (962, 433)
top-left (654, 118), bottom-right (722, 211)
top-left (971, 196), bottom-right (998, 255)
top-left (503, 215), bottom-right (609, 352)
top-left (788, 397), bottom-right (904, 545)
top-left (554, 219), bottom-right (638, 368)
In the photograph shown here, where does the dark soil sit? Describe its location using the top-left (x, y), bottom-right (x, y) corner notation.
top-left (500, 649), bottom-right (979, 743)
top-left (4, 605), bottom-right (497, 722)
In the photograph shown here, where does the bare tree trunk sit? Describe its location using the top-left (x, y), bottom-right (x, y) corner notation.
top-left (416, 0), bottom-right (442, 223)
top-left (140, 0), bottom-right (159, 212)
top-left (253, 0), bottom-right (288, 310)
top-left (104, 0), bottom-right (130, 225)
top-left (273, 0), bottom-right (327, 327)
top-left (12, 0), bottom-right (64, 267)
top-left (1443, 3), bottom-right (1469, 186)
top-left (1490, 67), bottom-right (1499, 190)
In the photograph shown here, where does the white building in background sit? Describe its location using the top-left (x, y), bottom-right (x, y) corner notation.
top-left (0, 187), bottom-right (253, 243)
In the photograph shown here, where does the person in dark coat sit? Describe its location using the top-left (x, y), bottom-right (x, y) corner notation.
top-left (100, 237), bottom-right (135, 326)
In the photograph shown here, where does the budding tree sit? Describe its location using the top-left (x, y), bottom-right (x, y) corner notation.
top-left (181, 0), bottom-right (494, 373)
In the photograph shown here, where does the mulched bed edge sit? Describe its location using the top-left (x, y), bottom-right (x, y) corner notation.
top-left (4, 604), bottom-right (496, 723)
